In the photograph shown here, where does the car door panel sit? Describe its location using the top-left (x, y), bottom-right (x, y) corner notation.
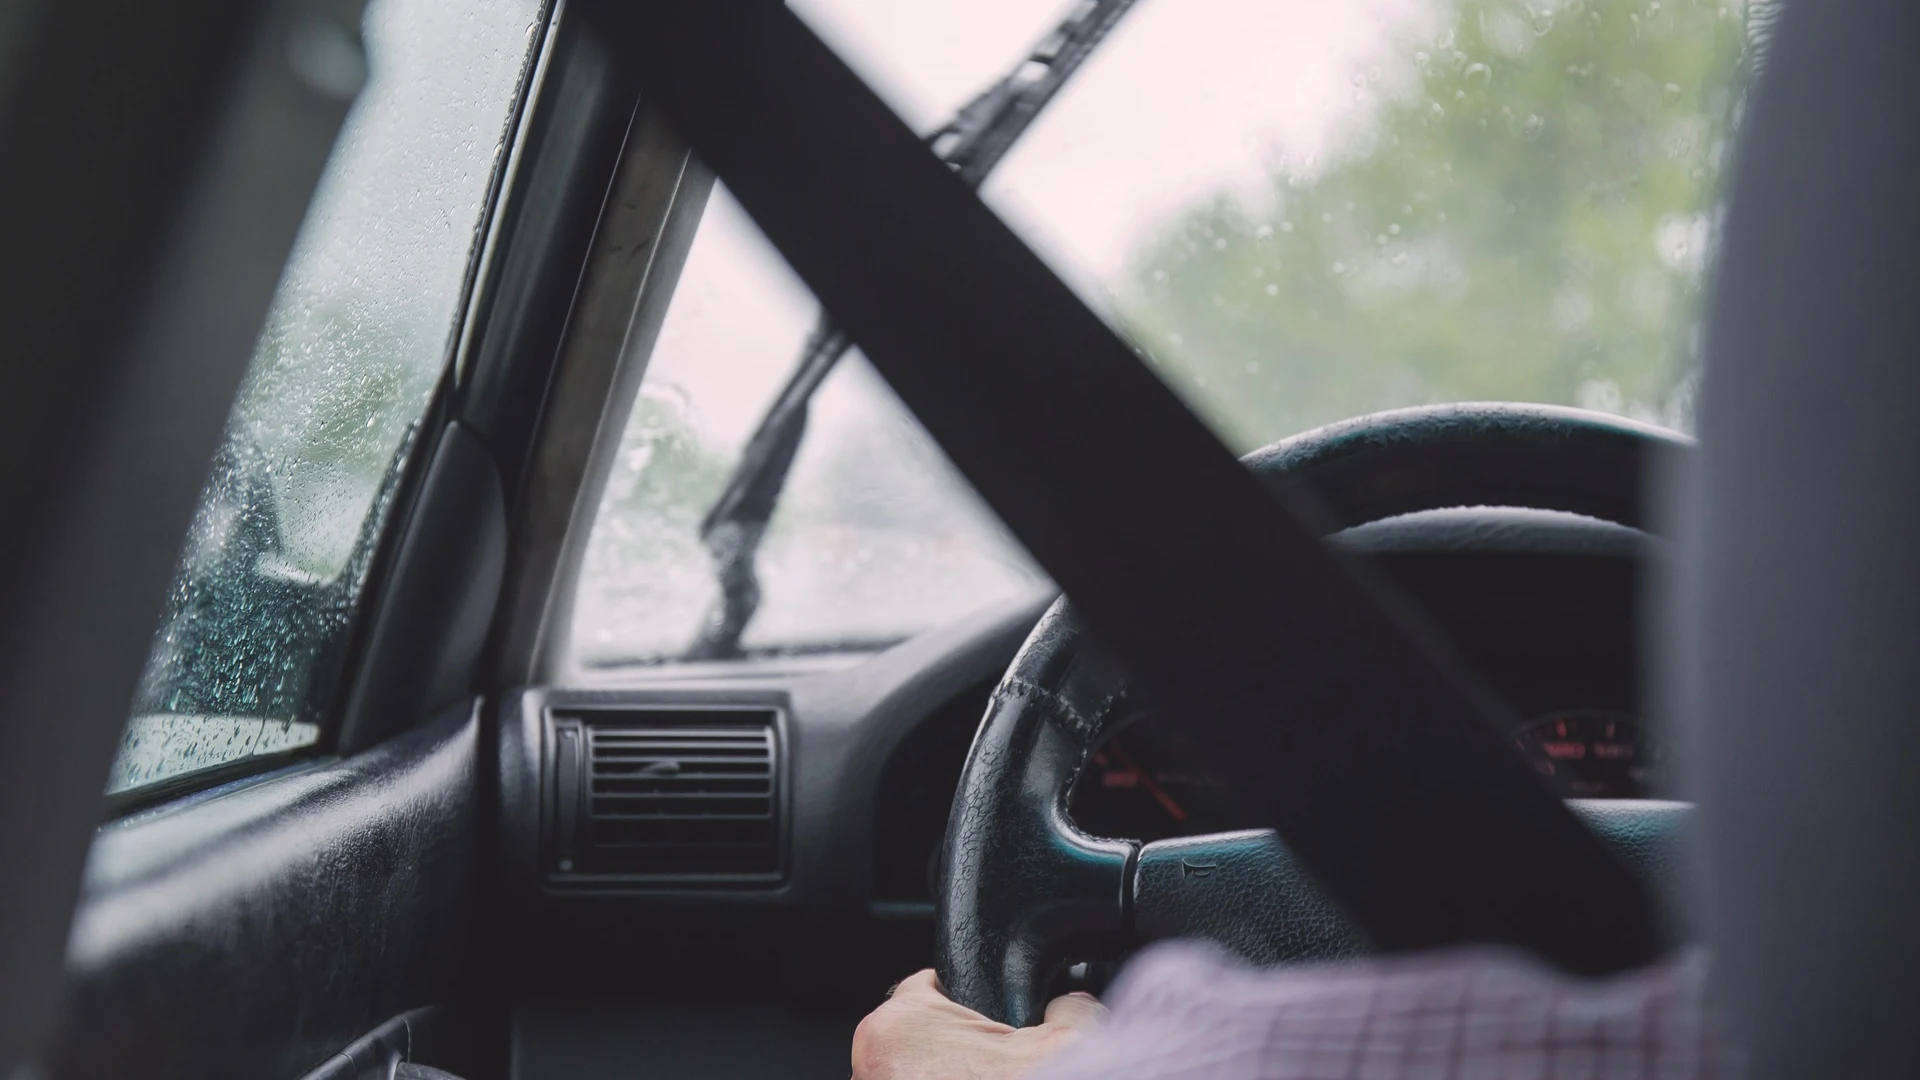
top-left (55, 705), bottom-right (478, 1080)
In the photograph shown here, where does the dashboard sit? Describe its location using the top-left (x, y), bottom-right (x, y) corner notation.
top-left (498, 506), bottom-right (1671, 1003)
top-left (1073, 707), bottom-right (1667, 846)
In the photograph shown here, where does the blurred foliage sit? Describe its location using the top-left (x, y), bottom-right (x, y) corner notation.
top-left (1117, 0), bottom-right (1750, 452)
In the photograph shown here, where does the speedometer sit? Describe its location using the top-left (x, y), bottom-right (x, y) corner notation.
top-left (1513, 710), bottom-right (1668, 798)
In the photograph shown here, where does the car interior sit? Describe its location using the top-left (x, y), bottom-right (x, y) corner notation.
top-left (3, 0), bottom-right (1916, 1076)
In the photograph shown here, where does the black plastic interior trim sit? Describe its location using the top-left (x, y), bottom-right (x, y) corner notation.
top-left (54, 705), bottom-right (480, 1080)
top-left (488, 102), bottom-right (711, 685)
top-left (336, 422), bottom-right (509, 754)
top-left (582, 0), bottom-right (1660, 973)
top-left (457, 16), bottom-right (639, 509)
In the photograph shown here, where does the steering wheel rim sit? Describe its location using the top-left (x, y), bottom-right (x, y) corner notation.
top-left (935, 402), bottom-right (1691, 1026)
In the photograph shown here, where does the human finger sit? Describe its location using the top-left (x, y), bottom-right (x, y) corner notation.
top-left (1041, 991), bottom-right (1107, 1032)
top-left (888, 969), bottom-right (945, 1001)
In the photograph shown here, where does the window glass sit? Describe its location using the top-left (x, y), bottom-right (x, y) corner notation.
top-left (571, 0), bottom-right (1753, 668)
top-left (568, 191), bottom-right (1046, 668)
top-left (107, 0), bottom-right (543, 797)
top-left (799, 0), bottom-right (1755, 449)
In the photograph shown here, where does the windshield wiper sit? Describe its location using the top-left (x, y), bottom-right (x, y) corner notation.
top-left (685, 0), bottom-right (1143, 660)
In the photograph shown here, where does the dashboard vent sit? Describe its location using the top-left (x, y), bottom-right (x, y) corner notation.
top-left (547, 707), bottom-right (782, 884)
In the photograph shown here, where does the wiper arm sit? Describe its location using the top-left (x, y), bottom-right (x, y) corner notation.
top-left (686, 0), bottom-right (1143, 660)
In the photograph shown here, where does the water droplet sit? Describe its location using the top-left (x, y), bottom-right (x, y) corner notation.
top-left (1213, 237), bottom-right (1228, 250)
top-left (1391, 252), bottom-right (1408, 265)
top-left (1530, 7), bottom-right (1555, 34)
top-left (1663, 82), bottom-right (1683, 103)
top-left (1264, 283), bottom-right (1280, 296)
top-left (1463, 62), bottom-right (1492, 88)
top-left (1331, 262), bottom-right (1347, 275)
top-left (1450, 50), bottom-right (1470, 72)
top-left (1254, 224), bottom-right (1274, 240)
top-left (1151, 269), bottom-right (1169, 282)
top-left (1388, 223), bottom-right (1402, 235)
top-left (1437, 27), bottom-right (1457, 48)
top-left (1520, 113), bottom-right (1545, 140)
top-left (1321, 211), bottom-right (1334, 222)
top-left (1245, 361), bottom-right (1262, 374)
top-left (1280, 221), bottom-right (1295, 233)
top-left (1437, 211), bottom-right (1448, 223)
top-left (1414, 50), bottom-right (1431, 71)
top-left (1430, 102), bottom-right (1446, 117)
top-left (1376, 234), bottom-right (1388, 245)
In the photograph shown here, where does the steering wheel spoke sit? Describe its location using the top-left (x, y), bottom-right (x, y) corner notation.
top-left (1129, 800), bottom-right (1693, 969)
top-left (1131, 830), bottom-right (1368, 965)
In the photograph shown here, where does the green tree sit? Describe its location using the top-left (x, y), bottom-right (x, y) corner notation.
top-left (1119, 0), bottom-right (1750, 453)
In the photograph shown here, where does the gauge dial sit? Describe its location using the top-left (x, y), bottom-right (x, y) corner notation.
top-left (1068, 721), bottom-right (1251, 843)
top-left (1513, 710), bottom-right (1667, 798)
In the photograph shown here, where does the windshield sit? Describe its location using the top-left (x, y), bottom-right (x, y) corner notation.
top-left (568, 0), bottom-right (1753, 669)
top-left (814, 0), bottom-right (1750, 444)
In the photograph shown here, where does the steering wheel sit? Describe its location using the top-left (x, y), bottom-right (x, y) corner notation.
top-left (934, 402), bottom-right (1693, 1026)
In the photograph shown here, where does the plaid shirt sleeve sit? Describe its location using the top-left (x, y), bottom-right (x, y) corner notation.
top-left (1031, 943), bottom-right (1735, 1080)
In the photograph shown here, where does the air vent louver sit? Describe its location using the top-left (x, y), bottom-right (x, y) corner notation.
top-left (547, 707), bottom-right (782, 884)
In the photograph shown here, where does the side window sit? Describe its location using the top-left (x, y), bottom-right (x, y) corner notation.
top-left (105, 0), bottom-right (544, 801)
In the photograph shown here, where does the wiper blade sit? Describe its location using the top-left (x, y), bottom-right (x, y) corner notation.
top-left (686, 0), bottom-right (1143, 660)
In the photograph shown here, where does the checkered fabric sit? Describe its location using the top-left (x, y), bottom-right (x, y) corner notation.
top-left (1033, 943), bottom-right (1733, 1080)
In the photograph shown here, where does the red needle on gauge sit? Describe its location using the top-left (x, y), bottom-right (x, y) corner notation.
top-left (1107, 740), bottom-right (1188, 823)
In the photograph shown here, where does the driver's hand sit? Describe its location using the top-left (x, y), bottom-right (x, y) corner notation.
top-left (851, 969), bottom-right (1106, 1080)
